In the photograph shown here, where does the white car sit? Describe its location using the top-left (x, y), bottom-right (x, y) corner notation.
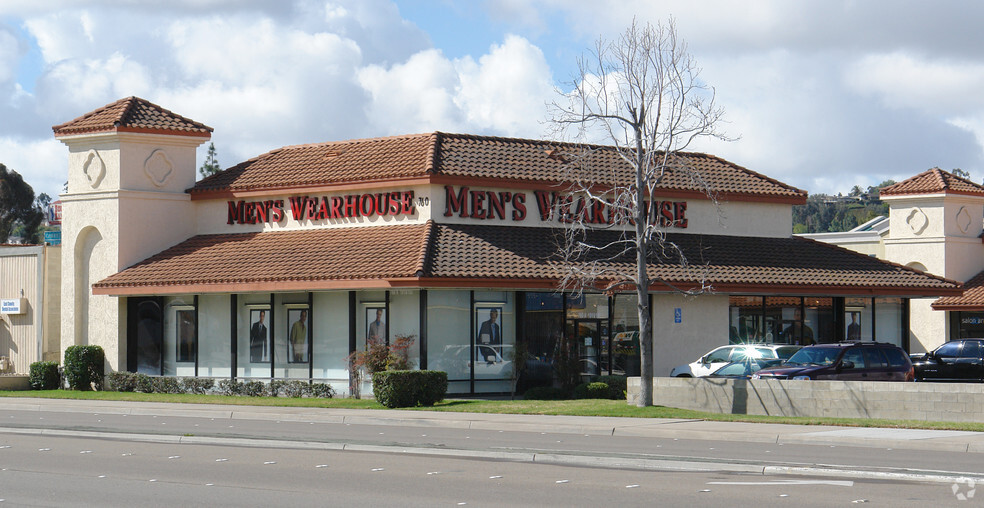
top-left (670, 344), bottom-right (800, 377)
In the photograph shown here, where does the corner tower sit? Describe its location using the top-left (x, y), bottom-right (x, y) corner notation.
top-left (53, 97), bottom-right (212, 371)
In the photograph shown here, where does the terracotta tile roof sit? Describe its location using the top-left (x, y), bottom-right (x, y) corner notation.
top-left (93, 224), bottom-right (431, 292)
top-left (933, 269), bottom-right (984, 310)
top-left (190, 132), bottom-right (806, 203)
top-left (94, 222), bottom-right (959, 296)
top-left (52, 97), bottom-right (212, 137)
top-left (193, 133), bottom-right (436, 192)
top-left (881, 168), bottom-right (984, 197)
top-left (427, 225), bottom-right (960, 293)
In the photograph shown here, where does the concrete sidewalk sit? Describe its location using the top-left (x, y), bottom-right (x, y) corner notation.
top-left (1, 397), bottom-right (983, 454)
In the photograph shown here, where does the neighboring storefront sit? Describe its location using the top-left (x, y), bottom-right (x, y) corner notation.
top-left (52, 97), bottom-right (961, 394)
top-left (803, 169), bottom-right (984, 354)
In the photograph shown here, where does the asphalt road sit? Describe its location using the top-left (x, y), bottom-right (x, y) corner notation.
top-left (1, 406), bottom-right (983, 479)
top-left (0, 398), bottom-right (983, 506)
top-left (0, 433), bottom-right (972, 507)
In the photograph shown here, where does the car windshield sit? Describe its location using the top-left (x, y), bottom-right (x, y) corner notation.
top-left (785, 347), bottom-right (840, 366)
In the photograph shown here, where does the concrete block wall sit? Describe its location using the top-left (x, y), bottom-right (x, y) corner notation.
top-left (628, 377), bottom-right (984, 422)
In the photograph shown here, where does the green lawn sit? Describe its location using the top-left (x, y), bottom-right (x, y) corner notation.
top-left (3, 390), bottom-right (984, 432)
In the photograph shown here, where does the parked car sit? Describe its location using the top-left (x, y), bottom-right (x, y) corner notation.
top-left (911, 339), bottom-right (984, 382)
top-left (751, 342), bottom-right (913, 381)
top-left (670, 344), bottom-right (801, 377)
top-left (707, 358), bottom-right (784, 379)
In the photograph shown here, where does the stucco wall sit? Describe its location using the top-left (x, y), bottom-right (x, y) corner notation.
top-left (629, 376), bottom-right (984, 422)
top-left (0, 246), bottom-right (42, 373)
top-left (652, 293), bottom-right (730, 377)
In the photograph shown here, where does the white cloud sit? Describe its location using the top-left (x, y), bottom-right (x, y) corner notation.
top-left (846, 52), bottom-right (984, 114)
top-left (0, 137), bottom-right (66, 198)
top-left (0, 28), bottom-right (20, 84)
top-left (358, 34), bottom-right (553, 137)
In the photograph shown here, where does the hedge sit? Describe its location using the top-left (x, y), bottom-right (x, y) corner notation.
top-left (29, 361), bottom-right (60, 390)
top-left (573, 381), bottom-right (611, 399)
top-left (64, 345), bottom-right (104, 391)
top-left (372, 370), bottom-right (448, 408)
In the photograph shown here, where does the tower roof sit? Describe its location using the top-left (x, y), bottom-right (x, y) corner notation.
top-left (880, 168), bottom-right (984, 198)
top-left (52, 96), bottom-right (212, 138)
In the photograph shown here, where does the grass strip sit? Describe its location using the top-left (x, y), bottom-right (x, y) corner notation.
top-left (2, 390), bottom-right (983, 432)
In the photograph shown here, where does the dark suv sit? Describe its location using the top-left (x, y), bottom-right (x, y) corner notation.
top-left (912, 339), bottom-right (984, 382)
top-left (751, 342), bottom-right (913, 381)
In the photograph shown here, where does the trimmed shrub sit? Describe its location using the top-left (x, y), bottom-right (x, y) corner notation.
top-left (372, 370), bottom-right (448, 408)
top-left (135, 373), bottom-right (154, 393)
top-left (64, 345), bottom-right (105, 391)
top-left (181, 377), bottom-right (215, 395)
top-left (151, 376), bottom-right (182, 394)
top-left (267, 380), bottom-right (286, 397)
top-left (592, 375), bottom-right (627, 400)
top-left (523, 386), bottom-right (569, 400)
top-left (29, 361), bottom-right (60, 390)
top-left (573, 381), bottom-right (611, 399)
top-left (218, 379), bottom-right (243, 396)
top-left (280, 380), bottom-right (307, 398)
top-left (308, 382), bottom-right (336, 399)
top-left (242, 380), bottom-right (266, 397)
top-left (108, 371), bottom-right (138, 392)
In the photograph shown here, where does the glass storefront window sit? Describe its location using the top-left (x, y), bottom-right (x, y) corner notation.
top-left (874, 297), bottom-right (903, 346)
top-left (426, 290), bottom-right (471, 383)
top-left (473, 291), bottom-right (515, 392)
top-left (729, 296), bottom-right (763, 343)
top-left (238, 296), bottom-right (271, 378)
top-left (312, 292), bottom-right (349, 383)
top-left (390, 290), bottom-right (420, 369)
top-left (805, 297), bottom-right (833, 344)
top-left (198, 295), bottom-right (231, 378)
top-left (845, 297), bottom-right (873, 342)
top-left (521, 292), bottom-right (562, 392)
top-left (162, 295), bottom-right (195, 377)
top-left (273, 293), bottom-right (310, 380)
top-left (955, 311), bottom-right (984, 339)
top-left (612, 294), bottom-right (640, 376)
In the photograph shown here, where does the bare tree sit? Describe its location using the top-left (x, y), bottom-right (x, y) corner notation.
top-left (549, 18), bottom-right (728, 407)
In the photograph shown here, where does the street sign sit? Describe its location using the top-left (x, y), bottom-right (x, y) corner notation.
top-left (43, 230), bottom-right (61, 245)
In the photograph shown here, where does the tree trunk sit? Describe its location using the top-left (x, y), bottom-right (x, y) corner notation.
top-left (634, 126), bottom-right (653, 407)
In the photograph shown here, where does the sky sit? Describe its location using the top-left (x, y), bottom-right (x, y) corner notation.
top-left (2, 0), bottom-right (984, 201)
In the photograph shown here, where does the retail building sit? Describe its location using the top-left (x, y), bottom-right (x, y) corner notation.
top-left (42, 97), bottom-right (961, 394)
top-left (803, 169), bottom-right (984, 353)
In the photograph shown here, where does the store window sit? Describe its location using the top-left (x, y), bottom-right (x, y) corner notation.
top-left (238, 296), bottom-right (271, 378)
top-left (954, 311), bottom-right (984, 340)
top-left (845, 297), bottom-right (874, 342)
top-left (805, 297), bottom-right (834, 344)
top-left (729, 296), bottom-right (763, 343)
top-left (874, 297), bottom-right (903, 346)
top-left (197, 294), bottom-right (231, 378)
top-left (612, 294), bottom-right (640, 376)
top-left (162, 295), bottom-right (195, 377)
top-left (473, 291), bottom-right (515, 393)
top-left (521, 292), bottom-right (563, 392)
top-left (426, 290), bottom-right (471, 393)
top-left (311, 291), bottom-right (349, 383)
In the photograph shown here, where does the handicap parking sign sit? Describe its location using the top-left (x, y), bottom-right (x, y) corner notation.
top-left (674, 308), bottom-right (682, 324)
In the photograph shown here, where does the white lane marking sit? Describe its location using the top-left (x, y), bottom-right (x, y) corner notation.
top-left (707, 480), bottom-right (854, 487)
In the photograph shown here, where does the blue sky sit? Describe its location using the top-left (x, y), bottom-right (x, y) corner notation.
top-left (2, 0), bottom-right (984, 200)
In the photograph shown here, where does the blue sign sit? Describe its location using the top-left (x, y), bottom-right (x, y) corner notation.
top-left (674, 308), bottom-right (682, 324)
top-left (43, 230), bottom-right (61, 245)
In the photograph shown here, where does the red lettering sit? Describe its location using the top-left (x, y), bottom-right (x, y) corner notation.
top-left (660, 201), bottom-right (674, 226)
top-left (315, 197), bottom-right (327, 219)
top-left (256, 201), bottom-right (269, 223)
top-left (330, 196), bottom-right (343, 218)
top-left (487, 192), bottom-right (508, 220)
top-left (533, 190), bottom-right (554, 221)
top-left (389, 192), bottom-right (402, 215)
top-left (227, 201), bottom-right (244, 224)
top-left (344, 195), bottom-right (359, 217)
top-left (512, 193), bottom-right (526, 221)
top-left (470, 190), bottom-right (486, 219)
top-left (674, 201), bottom-right (688, 228)
top-left (401, 191), bottom-right (414, 215)
top-left (591, 200), bottom-right (607, 224)
top-left (445, 185), bottom-right (468, 217)
top-left (360, 194), bottom-right (376, 216)
top-left (271, 200), bottom-right (284, 222)
top-left (289, 197), bottom-right (307, 220)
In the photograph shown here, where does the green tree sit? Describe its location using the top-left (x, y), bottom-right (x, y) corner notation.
top-left (952, 168), bottom-right (970, 179)
top-left (0, 163), bottom-right (43, 243)
top-left (198, 142), bottom-right (221, 179)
